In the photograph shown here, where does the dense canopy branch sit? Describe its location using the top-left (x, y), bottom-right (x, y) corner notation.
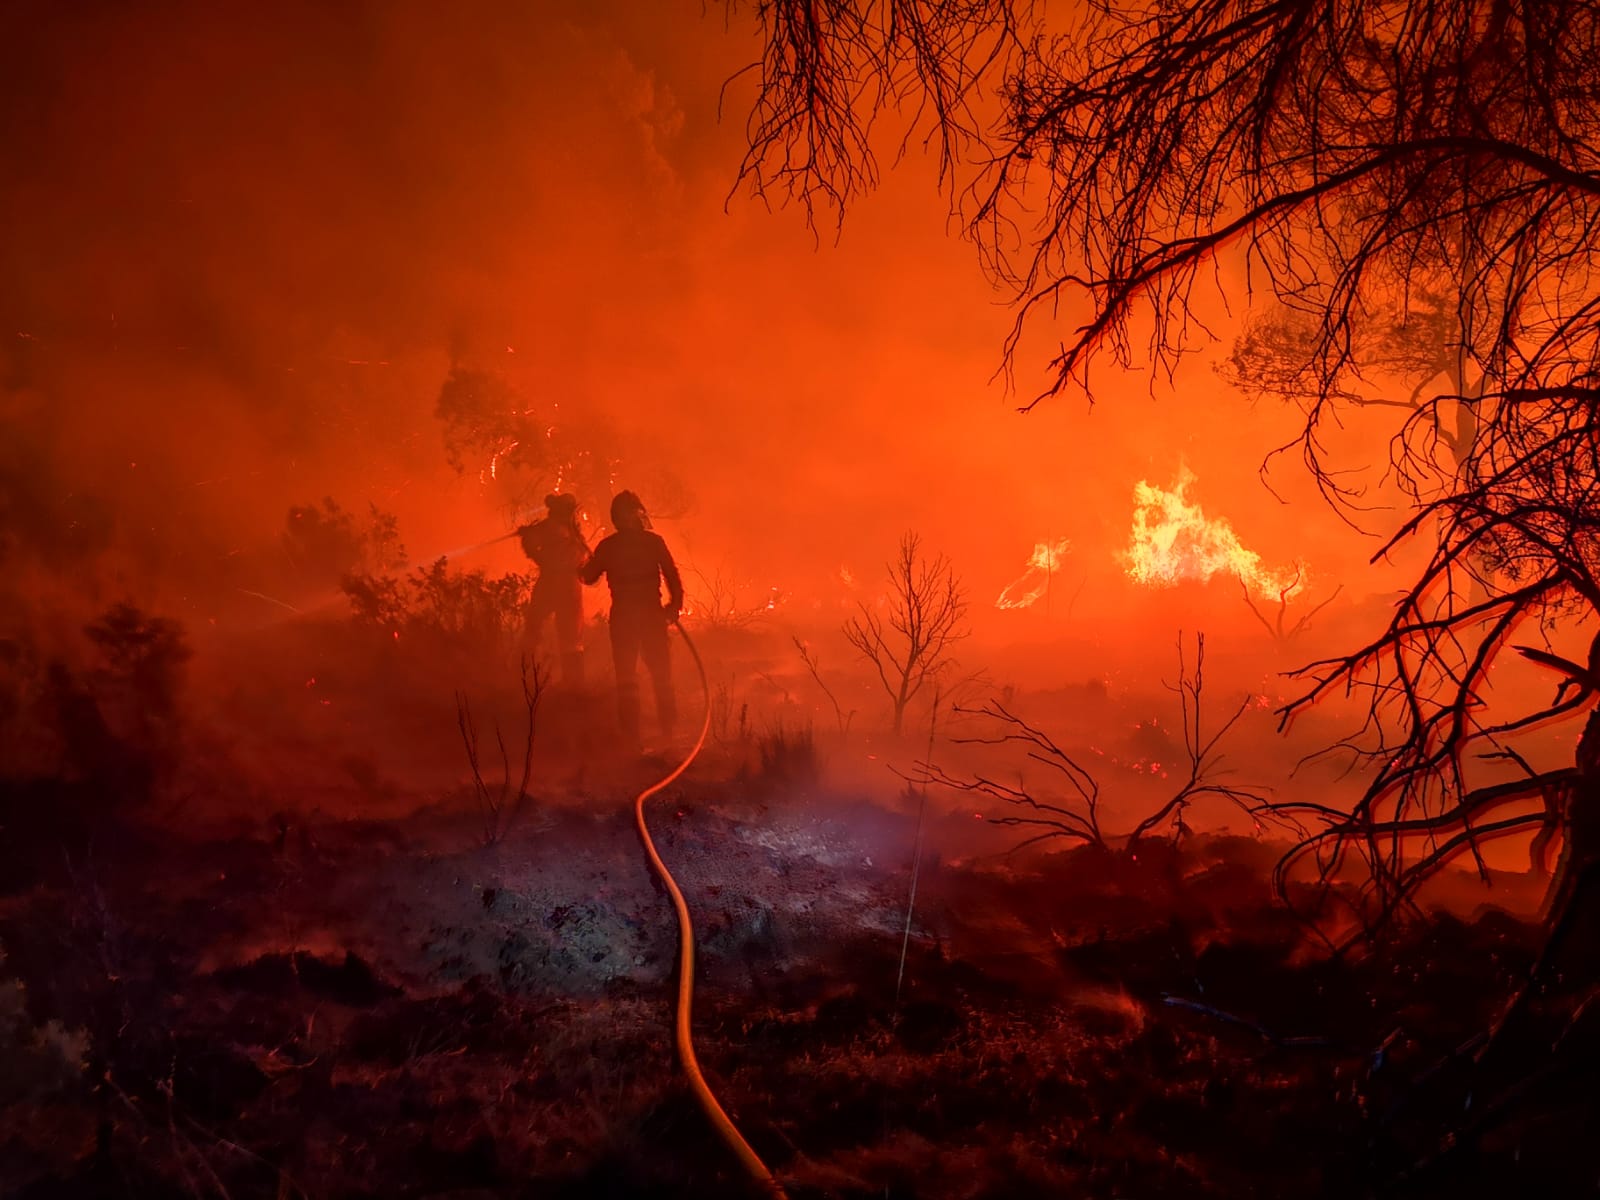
top-left (734, 1), bottom-right (1024, 223)
top-left (733, 0), bottom-right (1600, 938)
top-left (736, 1), bottom-right (1600, 431)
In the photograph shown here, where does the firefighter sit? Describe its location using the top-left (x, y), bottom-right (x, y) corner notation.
top-left (580, 490), bottom-right (684, 748)
top-left (516, 492), bottom-right (588, 683)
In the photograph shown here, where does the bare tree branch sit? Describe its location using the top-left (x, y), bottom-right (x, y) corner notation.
top-left (844, 531), bottom-right (969, 734)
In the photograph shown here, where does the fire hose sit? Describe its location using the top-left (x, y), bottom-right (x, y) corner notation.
top-left (632, 619), bottom-right (788, 1198)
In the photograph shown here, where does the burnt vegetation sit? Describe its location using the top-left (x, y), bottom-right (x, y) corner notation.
top-left (928, 633), bottom-right (1275, 851)
top-left (735, 0), bottom-right (1600, 1185)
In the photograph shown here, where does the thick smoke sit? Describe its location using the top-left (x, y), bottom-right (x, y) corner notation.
top-left (0, 0), bottom-right (1397, 676)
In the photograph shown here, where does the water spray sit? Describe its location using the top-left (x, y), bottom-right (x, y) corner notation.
top-left (426, 528), bottom-right (521, 561)
top-left (232, 527), bottom-right (524, 625)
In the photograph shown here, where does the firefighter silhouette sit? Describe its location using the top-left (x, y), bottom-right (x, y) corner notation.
top-left (516, 492), bottom-right (588, 683)
top-left (580, 490), bottom-right (684, 747)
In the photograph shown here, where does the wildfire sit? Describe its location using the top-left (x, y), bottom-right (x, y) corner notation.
top-left (1124, 467), bottom-right (1302, 600)
top-left (996, 538), bottom-right (1071, 609)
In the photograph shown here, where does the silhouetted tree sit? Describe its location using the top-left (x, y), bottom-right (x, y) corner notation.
top-left (733, 0), bottom-right (1600, 1149)
top-left (844, 532), bottom-right (967, 735)
top-left (1220, 293), bottom-right (1487, 473)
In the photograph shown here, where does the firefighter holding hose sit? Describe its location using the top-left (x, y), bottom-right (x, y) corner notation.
top-left (581, 490), bottom-right (684, 750)
top-left (516, 492), bottom-right (589, 684)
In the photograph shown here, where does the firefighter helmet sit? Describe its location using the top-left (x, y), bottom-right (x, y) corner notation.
top-left (610, 490), bottom-right (648, 529)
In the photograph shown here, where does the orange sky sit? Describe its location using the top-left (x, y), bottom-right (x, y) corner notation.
top-left (0, 0), bottom-right (1411, 649)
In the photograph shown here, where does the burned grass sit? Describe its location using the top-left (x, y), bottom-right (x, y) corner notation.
top-left (0, 777), bottom-right (1583, 1199)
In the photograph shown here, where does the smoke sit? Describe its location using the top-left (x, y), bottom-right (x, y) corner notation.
top-left (0, 0), bottom-right (1394, 667)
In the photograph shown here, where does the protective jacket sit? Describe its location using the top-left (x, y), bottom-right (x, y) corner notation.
top-left (580, 529), bottom-right (683, 612)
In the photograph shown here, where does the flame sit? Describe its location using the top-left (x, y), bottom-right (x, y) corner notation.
top-left (996, 537), bottom-right (1071, 609)
top-left (1124, 467), bottom-right (1302, 600)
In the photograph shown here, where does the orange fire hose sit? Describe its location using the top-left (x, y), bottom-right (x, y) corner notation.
top-left (633, 620), bottom-right (787, 1198)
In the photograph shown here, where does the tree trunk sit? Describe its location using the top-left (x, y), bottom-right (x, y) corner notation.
top-left (1472, 707), bottom-right (1600, 1088)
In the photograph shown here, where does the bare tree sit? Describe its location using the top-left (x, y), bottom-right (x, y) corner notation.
top-left (844, 532), bottom-right (968, 735)
top-left (1237, 567), bottom-right (1343, 652)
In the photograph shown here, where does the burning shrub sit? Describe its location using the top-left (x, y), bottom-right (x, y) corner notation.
top-left (436, 366), bottom-right (527, 476)
top-left (434, 365), bottom-right (693, 531)
top-left (436, 365), bottom-right (619, 518)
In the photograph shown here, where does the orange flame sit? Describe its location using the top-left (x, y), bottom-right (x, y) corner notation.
top-left (996, 537), bottom-right (1071, 609)
top-left (1124, 467), bottom-right (1302, 600)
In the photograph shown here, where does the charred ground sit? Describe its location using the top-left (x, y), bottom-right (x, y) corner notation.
top-left (0, 602), bottom-right (1587, 1200)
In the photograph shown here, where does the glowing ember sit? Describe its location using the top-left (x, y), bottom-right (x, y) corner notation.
top-left (1124, 467), bottom-right (1302, 600)
top-left (481, 438), bottom-right (520, 482)
top-left (996, 538), bottom-right (1071, 609)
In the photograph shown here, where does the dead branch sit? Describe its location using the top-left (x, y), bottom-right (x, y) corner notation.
top-left (793, 635), bottom-right (855, 736)
top-left (686, 565), bottom-right (759, 631)
top-left (1127, 633), bottom-right (1275, 843)
top-left (455, 656), bottom-right (546, 846)
top-left (732, 1), bottom-right (1022, 229)
top-left (924, 696), bottom-right (1107, 848)
top-left (1239, 568), bottom-right (1345, 649)
top-left (928, 633), bottom-right (1280, 853)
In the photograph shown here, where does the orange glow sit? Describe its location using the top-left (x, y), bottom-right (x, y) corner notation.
top-left (1124, 467), bottom-right (1304, 600)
